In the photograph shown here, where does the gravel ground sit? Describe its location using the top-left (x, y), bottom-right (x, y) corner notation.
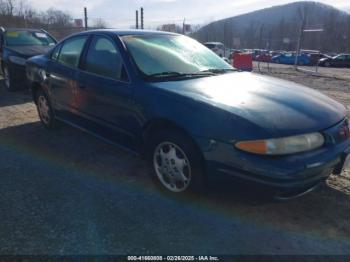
top-left (1, 71), bottom-right (350, 255)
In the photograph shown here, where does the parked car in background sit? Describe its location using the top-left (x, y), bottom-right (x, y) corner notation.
top-left (271, 53), bottom-right (310, 65)
top-left (26, 30), bottom-right (350, 200)
top-left (270, 50), bottom-right (286, 57)
top-left (252, 49), bottom-right (269, 61)
top-left (307, 53), bottom-right (330, 66)
top-left (318, 54), bottom-right (350, 68)
top-left (0, 27), bottom-right (56, 91)
top-left (256, 52), bottom-right (272, 63)
top-left (203, 42), bottom-right (225, 57)
top-left (325, 52), bottom-right (338, 58)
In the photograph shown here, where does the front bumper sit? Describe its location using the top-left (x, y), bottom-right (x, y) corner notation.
top-left (194, 120), bottom-right (350, 191)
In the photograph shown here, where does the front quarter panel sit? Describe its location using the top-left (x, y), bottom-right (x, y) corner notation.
top-left (135, 83), bottom-right (272, 143)
top-left (26, 55), bottom-right (50, 100)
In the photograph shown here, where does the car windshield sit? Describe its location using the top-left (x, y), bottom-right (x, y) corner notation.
top-left (121, 34), bottom-right (233, 78)
top-left (4, 30), bottom-right (56, 47)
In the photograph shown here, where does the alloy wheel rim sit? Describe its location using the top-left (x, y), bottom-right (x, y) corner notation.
top-left (153, 142), bottom-right (191, 193)
top-left (4, 67), bottom-right (10, 89)
top-left (38, 95), bottom-right (51, 125)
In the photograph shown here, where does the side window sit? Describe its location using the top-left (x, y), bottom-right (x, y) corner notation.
top-left (58, 36), bottom-right (88, 68)
top-left (51, 44), bottom-right (61, 60)
top-left (84, 36), bottom-right (126, 80)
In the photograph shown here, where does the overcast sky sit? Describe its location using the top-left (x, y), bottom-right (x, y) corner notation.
top-left (29, 0), bottom-right (350, 28)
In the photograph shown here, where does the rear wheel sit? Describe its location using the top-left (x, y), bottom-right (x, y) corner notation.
top-left (36, 89), bottom-right (56, 129)
top-left (147, 130), bottom-right (206, 194)
top-left (325, 62), bottom-right (331, 67)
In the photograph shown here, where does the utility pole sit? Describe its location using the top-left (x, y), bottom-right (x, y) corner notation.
top-left (84, 7), bottom-right (88, 30)
top-left (24, 14), bottom-right (28, 28)
top-left (140, 7), bottom-right (144, 29)
top-left (294, 6), bottom-right (308, 68)
top-left (182, 18), bottom-right (185, 34)
top-left (294, 22), bottom-right (305, 68)
top-left (136, 10), bottom-right (139, 29)
top-left (224, 21), bottom-right (227, 57)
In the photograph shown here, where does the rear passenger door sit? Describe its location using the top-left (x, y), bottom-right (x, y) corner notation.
top-left (47, 35), bottom-right (89, 117)
top-left (76, 35), bottom-right (136, 148)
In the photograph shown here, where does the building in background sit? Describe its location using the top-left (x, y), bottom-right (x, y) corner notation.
top-left (74, 19), bottom-right (83, 28)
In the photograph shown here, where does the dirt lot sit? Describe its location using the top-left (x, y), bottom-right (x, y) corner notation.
top-left (1, 69), bottom-right (350, 255)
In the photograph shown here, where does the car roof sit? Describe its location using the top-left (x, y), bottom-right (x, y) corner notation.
top-left (2, 28), bottom-right (44, 32)
top-left (75, 29), bottom-right (180, 37)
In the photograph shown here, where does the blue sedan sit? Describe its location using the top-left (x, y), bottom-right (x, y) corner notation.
top-left (26, 30), bottom-right (350, 199)
top-left (271, 53), bottom-right (311, 66)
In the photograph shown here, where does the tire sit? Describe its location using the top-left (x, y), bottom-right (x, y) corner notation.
top-left (36, 89), bottom-right (56, 129)
top-left (325, 62), bottom-right (331, 67)
top-left (3, 65), bottom-right (16, 92)
top-left (147, 129), bottom-right (206, 194)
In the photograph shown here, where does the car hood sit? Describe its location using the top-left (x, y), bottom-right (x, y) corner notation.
top-left (150, 72), bottom-right (346, 137)
top-left (6, 45), bottom-right (52, 58)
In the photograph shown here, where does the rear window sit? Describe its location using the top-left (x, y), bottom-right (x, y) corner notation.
top-left (4, 30), bottom-right (56, 46)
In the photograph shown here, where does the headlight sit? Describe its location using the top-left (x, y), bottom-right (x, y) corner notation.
top-left (235, 132), bottom-right (325, 155)
top-left (9, 56), bottom-right (27, 66)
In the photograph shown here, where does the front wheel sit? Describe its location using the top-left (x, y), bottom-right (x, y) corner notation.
top-left (36, 89), bottom-right (56, 129)
top-left (148, 130), bottom-right (206, 194)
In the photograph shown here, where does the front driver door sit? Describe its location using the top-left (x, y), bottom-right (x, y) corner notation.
top-left (47, 35), bottom-right (89, 118)
top-left (75, 35), bottom-right (137, 149)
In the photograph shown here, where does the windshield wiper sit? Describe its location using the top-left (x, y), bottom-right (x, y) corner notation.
top-left (201, 68), bottom-right (238, 74)
top-left (147, 71), bottom-right (215, 79)
top-left (148, 71), bottom-right (186, 78)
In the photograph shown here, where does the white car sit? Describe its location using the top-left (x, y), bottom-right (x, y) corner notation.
top-left (203, 42), bottom-right (225, 57)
